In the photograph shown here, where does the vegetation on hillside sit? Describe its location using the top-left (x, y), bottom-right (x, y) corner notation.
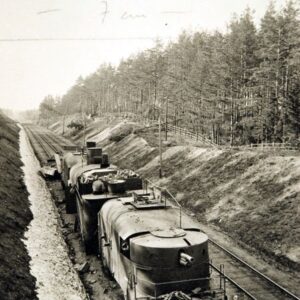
top-left (40, 1), bottom-right (300, 145)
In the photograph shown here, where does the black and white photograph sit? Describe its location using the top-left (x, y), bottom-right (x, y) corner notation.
top-left (0, 1), bottom-right (299, 299)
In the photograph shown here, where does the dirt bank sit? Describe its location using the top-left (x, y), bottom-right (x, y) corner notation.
top-left (0, 112), bottom-right (37, 300)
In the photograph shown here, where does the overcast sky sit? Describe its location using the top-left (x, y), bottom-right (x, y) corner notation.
top-left (0, 0), bottom-right (289, 111)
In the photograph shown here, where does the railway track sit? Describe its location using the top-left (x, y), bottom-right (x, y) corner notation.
top-left (44, 132), bottom-right (73, 151)
top-left (23, 124), bottom-right (300, 300)
top-left (209, 239), bottom-right (300, 300)
top-left (24, 125), bottom-right (52, 163)
top-left (24, 125), bottom-right (74, 164)
top-left (23, 124), bottom-right (75, 164)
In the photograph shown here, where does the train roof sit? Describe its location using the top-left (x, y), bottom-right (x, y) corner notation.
top-left (69, 161), bottom-right (117, 185)
top-left (100, 198), bottom-right (204, 241)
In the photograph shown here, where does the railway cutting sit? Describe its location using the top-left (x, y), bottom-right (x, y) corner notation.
top-left (20, 123), bottom-right (300, 300)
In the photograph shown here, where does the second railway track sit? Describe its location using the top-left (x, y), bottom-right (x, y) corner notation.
top-left (209, 239), bottom-right (300, 300)
top-left (23, 124), bottom-right (75, 164)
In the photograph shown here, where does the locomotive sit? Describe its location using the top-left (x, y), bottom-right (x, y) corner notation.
top-left (62, 142), bottom-right (226, 299)
top-left (98, 191), bottom-right (218, 299)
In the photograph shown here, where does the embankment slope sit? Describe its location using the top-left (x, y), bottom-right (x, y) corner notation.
top-left (0, 112), bottom-right (37, 299)
top-left (54, 117), bottom-right (300, 272)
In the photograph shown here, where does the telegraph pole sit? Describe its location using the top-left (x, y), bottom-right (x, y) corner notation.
top-left (159, 111), bottom-right (162, 178)
top-left (83, 115), bottom-right (86, 148)
top-left (62, 114), bottom-right (65, 135)
top-left (165, 97), bottom-right (168, 141)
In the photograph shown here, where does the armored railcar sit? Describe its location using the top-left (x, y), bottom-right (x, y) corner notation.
top-left (65, 142), bottom-right (143, 252)
top-left (98, 191), bottom-right (222, 299)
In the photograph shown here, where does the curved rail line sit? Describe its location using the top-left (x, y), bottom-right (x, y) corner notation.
top-left (209, 239), bottom-right (300, 300)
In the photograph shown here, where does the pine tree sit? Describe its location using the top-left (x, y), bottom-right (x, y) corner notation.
top-left (225, 8), bottom-right (258, 144)
top-left (255, 1), bottom-right (281, 142)
top-left (278, 0), bottom-right (300, 140)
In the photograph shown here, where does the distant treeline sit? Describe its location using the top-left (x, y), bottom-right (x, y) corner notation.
top-left (39, 1), bottom-right (300, 145)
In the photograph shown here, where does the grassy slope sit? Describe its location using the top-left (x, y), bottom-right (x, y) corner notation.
top-left (0, 112), bottom-right (37, 299)
top-left (139, 148), bottom-right (300, 271)
top-left (59, 117), bottom-right (300, 271)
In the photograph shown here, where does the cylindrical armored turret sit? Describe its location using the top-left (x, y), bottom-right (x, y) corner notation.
top-left (99, 200), bottom-right (210, 298)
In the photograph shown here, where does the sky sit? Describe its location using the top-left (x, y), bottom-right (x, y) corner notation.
top-left (0, 0), bottom-right (289, 111)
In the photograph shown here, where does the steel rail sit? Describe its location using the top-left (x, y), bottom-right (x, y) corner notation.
top-left (36, 130), bottom-right (58, 152)
top-left (209, 239), bottom-right (300, 300)
top-left (43, 131), bottom-right (76, 153)
top-left (43, 133), bottom-right (63, 153)
top-left (47, 132), bottom-right (74, 147)
top-left (210, 263), bottom-right (257, 300)
top-left (24, 125), bottom-right (58, 161)
top-left (35, 130), bottom-right (61, 155)
top-left (31, 129), bottom-right (54, 157)
top-left (24, 126), bottom-right (50, 159)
